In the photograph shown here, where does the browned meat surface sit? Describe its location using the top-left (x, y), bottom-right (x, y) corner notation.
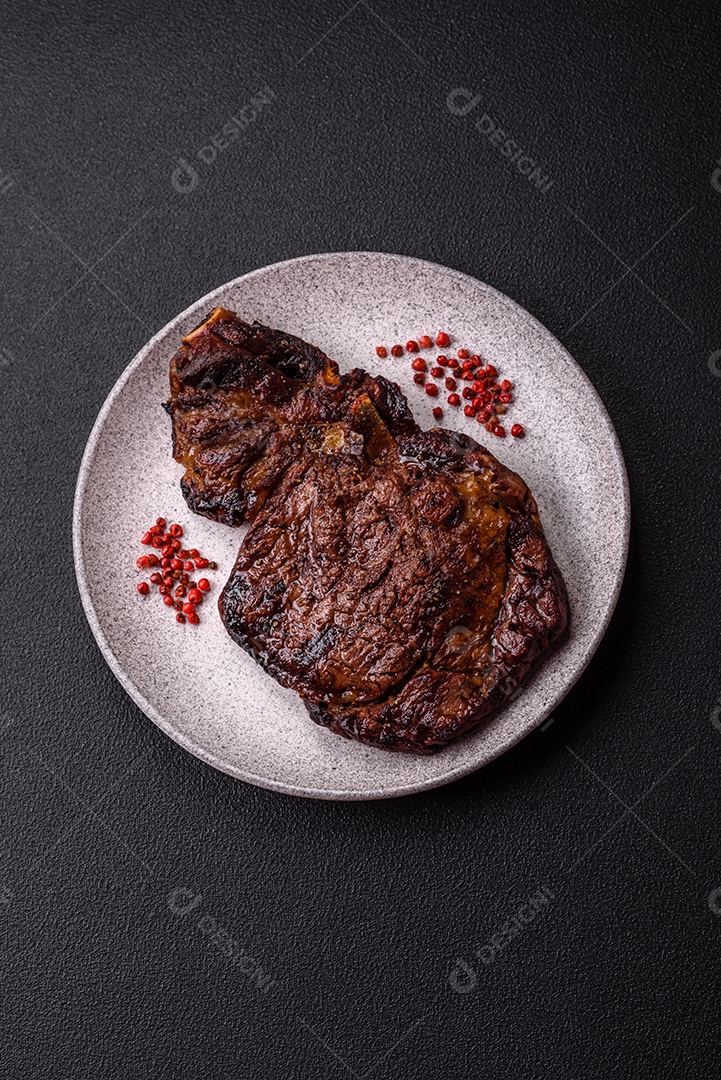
top-left (167, 306), bottom-right (417, 526)
top-left (168, 309), bottom-right (569, 754)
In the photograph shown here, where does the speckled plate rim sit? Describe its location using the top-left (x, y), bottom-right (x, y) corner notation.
top-left (73, 252), bottom-right (630, 800)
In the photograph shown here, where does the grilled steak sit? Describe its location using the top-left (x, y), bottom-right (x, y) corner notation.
top-left (167, 306), bottom-right (417, 526)
top-left (168, 309), bottom-right (569, 754)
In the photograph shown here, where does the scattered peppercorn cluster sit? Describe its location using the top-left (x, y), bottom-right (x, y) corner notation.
top-left (135, 517), bottom-right (216, 625)
top-left (375, 332), bottom-right (525, 439)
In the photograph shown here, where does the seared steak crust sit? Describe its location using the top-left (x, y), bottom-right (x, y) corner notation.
top-left (168, 309), bottom-right (569, 754)
top-left (167, 307), bottom-right (417, 526)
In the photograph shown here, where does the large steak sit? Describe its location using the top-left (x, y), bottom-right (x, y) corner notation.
top-left (168, 309), bottom-right (569, 754)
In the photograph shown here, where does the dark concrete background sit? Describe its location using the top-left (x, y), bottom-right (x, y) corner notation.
top-left (2, 1), bottom-right (721, 1076)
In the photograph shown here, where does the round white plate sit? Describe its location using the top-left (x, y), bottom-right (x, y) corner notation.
top-left (73, 253), bottom-right (629, 800)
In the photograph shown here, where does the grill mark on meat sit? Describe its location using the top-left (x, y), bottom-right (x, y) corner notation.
top-left (292, 625), bottom-right (342, 672)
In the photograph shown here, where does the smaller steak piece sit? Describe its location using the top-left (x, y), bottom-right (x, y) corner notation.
top-left (220, 399), bottom-right (569, 753)
top-left (167, 308), bottom-right (417, 525)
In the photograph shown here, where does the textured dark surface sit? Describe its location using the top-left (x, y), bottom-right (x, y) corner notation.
top-left (2, 0), bottom-right (721, 1076)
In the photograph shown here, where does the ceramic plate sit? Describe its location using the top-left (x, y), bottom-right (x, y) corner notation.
top-left (73, 253), bottom-right (630, 800)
